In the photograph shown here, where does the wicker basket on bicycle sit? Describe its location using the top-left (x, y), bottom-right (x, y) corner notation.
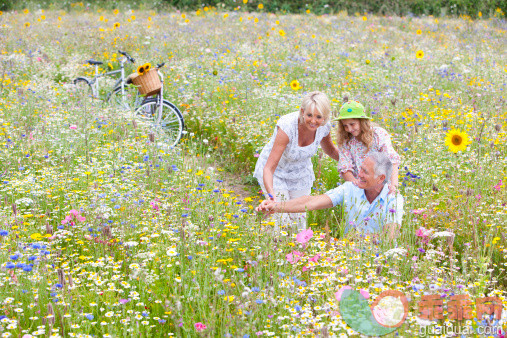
top-left (130, 69), bottom-right (161, 96)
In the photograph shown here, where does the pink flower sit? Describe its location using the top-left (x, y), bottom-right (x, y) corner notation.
top-left (308, 254), bottom-right (320, 263)
top-left (194, 322), bottom-right (207, 331)
top-left (69, 125), bottom-right (77, 130)
top-left (359, 289), bottom-right (370, 299)
top-left (412, 209), bottom-right (423, 215)
top-left (334, 286), bottom-right (352, 301)
top-left (254, 153), bottom-right (260, 158)
top-left (494, 180), bottom-right (503, 191)
top-left (302, 265), bottom-right (309, 272)
top-left (286, 251), bottom-right (303, 264)
top-left (296, 229), bottom-right (313, 244)
top-left (416, 227), bottom-right (431, 238)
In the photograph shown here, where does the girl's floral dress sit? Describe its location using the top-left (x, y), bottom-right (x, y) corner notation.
top-left (338, 126), bottom-right (400, 177)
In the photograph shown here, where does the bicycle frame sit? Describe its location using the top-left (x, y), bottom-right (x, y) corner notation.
top-left (87, 56), bottom-right (128, 100)
top-left (155, 68), bottom-right (165, 125)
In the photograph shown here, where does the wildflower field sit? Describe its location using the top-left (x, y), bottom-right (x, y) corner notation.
top-left (0, 4), bottom-right (506, 337)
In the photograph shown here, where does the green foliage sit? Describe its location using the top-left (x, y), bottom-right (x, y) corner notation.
top-left (1, 0), bottom-right (505, 17)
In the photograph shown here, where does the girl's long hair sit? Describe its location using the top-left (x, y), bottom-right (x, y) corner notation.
top-left (337, 119), bottom-right (374, 151)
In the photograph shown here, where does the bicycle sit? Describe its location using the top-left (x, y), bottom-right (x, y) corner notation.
top-left (73, 50), bottom-right (185, 147)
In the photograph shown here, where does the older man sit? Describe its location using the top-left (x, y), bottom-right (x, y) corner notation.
top-left (256, 151), bottom-right (404, 236)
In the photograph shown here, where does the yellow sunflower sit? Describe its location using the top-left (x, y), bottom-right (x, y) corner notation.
top-left (416, 50), bottom-right (424, 59)
top-left (137, 65), bottom-right (146, 75)
top-left (279, 29), bottom-right (286, 37)
top-left (416, 29), bottom-right (422, 35)
top-left (113, 22), bottom-right (120, 29)
top-left (290, 80), bottom-right (301, 91)
top-left (445, 128), bottom-right (471, 153)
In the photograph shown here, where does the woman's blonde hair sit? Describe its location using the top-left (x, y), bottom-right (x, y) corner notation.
top-left (299, 91), bottom-right (331, 123)
top-left (337, 118), bottom-right (374, 151)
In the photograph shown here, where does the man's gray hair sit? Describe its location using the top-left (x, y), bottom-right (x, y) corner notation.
top-left (369, 151), bottom-right (393, 184)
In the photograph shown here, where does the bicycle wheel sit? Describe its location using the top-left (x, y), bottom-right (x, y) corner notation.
top-left (73, 77), bottom-right (95, 98)
top-left (134, 98), bottom-right (185, 147)
top-left (107, 85), bottom-right (142, 111)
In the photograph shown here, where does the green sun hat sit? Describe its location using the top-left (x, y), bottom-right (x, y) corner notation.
top-left (334, 101), bottom-right (371, 120)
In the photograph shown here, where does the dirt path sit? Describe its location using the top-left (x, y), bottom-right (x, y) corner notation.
top-left (184, 155), bottom-right (259, 203)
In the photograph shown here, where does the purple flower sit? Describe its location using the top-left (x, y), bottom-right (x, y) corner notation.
top-left (418, 248), bottom-right (425, 253)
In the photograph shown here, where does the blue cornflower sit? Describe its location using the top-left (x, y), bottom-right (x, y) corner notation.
top-left (217, 290), bottom-right (225, 295)
top-left (251, 287), bottom-right (260, 292)
top-left (85, 314), bottom-right (94, 320)
top-left (0, 230), bottom-right (8, 236)
top-left (255, 299), bottom-right (263, 304)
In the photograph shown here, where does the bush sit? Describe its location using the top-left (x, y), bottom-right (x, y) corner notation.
top-left (1, 0), bottom-right (505, 18)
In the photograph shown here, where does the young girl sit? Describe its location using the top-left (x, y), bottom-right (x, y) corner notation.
top-left (335, 101), bottom-right (400, 194)
top-left (253, 91), bottom-right (340, 231)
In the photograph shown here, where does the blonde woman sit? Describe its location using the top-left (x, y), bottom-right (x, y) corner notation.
top-left (253, 91), bottom-right (339, 231)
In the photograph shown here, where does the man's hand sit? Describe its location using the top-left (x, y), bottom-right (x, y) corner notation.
top-left (388, 183), bottom-right (397, 195)
top-left (255, 200), bottom-right (278, 215)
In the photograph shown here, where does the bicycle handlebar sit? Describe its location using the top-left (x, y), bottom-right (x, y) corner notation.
top-left (118, 50), bottom-right (135, 64)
